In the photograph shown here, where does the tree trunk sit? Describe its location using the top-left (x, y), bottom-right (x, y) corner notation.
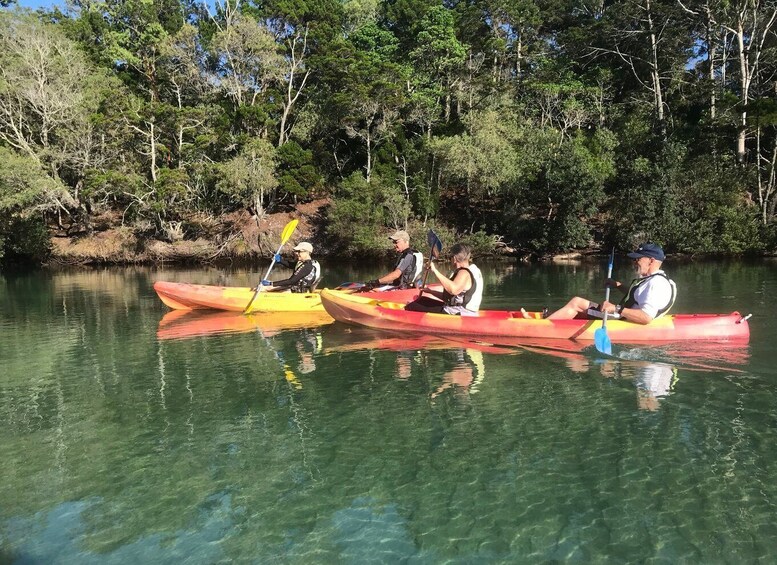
top-left (645, 0), bottom-right (666, 137)
top-left (366, 132), bottom-right (372, 183)
top-left (705, 4), bottom-right (716, 119)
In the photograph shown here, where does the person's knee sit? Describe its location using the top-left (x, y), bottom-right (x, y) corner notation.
top-left (568, 297), bottom-right (595, 313)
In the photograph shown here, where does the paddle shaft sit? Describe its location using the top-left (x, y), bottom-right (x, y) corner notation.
top-left (417, 254), bottom-right (434, 299)
top-left (601, 250), bottom-right (615, 328)
top-left (245, 244), bottom-right (285, 312)
top-left (260, 239), bottom-right (287, 284)
top-left (244, 219), bottom-right (298, 313)
top-left (418, 231), bottom-right (441, 299)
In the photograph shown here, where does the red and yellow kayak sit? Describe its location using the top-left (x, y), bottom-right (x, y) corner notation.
top-left (153, 281), bottom-right (439, 313)
top-left (319, 289), bottom-right (751, 342)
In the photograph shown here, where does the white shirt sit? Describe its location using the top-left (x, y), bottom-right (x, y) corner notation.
top-left (631, 270), bottom-right (674, 319)
top-left (465, 264), bottom-right (484, 311)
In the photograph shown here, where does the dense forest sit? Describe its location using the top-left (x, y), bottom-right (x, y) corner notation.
top-left (1, 0), bottom-right (776, 265)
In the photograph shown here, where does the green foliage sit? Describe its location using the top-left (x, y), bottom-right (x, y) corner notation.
top-left (326, 172), bottom-right (387, 255)
top-left (608, 146), bottom-right (761, 254)
top-left (504, 128), bottom-right (617, 253)
top-left (0, 148), bottom-right (58, 263)
top-left (4, 0), bottom-right (777, 264)
top-left (276, 141), bottom-right (323, 198)
top-left (83, 169), bottom-right (145, 206)
top-left (325, 171), bottom-right (416, 256)
top-left (409, 5), bottom-right (467, 78)
top-left (455, 230), bottom-right (500, 257)
top-left (430, 109), bottom-right (528, 201)
top-left (0, 149), bottom-right (52, 211)
top-left (152, 168), bottom-right (191, 214)
top-left (0, 214), bottom-right (50, 264)
top-left (216, 139), bottom-right (278, 212)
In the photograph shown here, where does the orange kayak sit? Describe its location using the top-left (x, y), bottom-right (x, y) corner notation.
top-left (153, 281), bottom-right (439, 313)
top-left (319, 289), bottom-right (751, 342)
top-left (157, 309), bottom-right (334, 340)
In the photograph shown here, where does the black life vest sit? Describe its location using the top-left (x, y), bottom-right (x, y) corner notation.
top-left (290, 259), bottom-right (321, 293)
top-left (620, 271), bottom-right (677, 318)
top-left (442, 267), bottom-right (477, 308)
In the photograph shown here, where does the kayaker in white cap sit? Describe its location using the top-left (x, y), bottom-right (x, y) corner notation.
top-left (547, 242), bottom-right (676, 324)
top-left (259, 241), bottom-right (322, 293)
top-left (364, 230), bottom-right (424, 290)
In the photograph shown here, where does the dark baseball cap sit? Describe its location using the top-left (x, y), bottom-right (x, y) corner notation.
top-left (627, 242), bottom-right (665, 261)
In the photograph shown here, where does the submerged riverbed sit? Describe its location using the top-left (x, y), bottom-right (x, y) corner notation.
top-left (1, 259), bottom-right (776, 562)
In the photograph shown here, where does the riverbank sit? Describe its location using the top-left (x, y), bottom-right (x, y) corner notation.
top-left (48, 201), bottom-right (329, 266)
top-left (41, 197), bottom-right (774, 266)
top-left (46, 199), bottom-right (529, 266)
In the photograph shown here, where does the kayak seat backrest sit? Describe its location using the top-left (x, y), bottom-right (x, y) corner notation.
top-left (412, 251), bottom-right (424, 283)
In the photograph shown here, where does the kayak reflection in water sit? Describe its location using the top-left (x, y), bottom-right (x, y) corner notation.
top-left (405, 243), bottom-right (484, 316)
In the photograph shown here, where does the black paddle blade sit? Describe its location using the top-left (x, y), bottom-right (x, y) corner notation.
top-left (427, 229), bottom-right (442, 259)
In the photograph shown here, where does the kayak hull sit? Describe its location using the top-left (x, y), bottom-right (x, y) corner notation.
top-left (319, 289), bottom-right (751, 342)
top-left (153, 281), bottom-right (435, 313)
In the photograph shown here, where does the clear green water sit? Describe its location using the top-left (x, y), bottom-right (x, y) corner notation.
top-left (1, 260), bottom-right (776, 563)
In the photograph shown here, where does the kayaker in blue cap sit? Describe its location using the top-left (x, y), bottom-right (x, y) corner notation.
top-left (547, 242), bottom-right (676, 324)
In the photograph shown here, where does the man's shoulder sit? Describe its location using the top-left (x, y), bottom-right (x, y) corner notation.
top-left (645, 271), bottom-right (674, 292)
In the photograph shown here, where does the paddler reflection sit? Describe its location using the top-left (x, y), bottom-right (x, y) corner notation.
top-left (294, 330), bottom-right (322, 375)
top-left (580, 358), bottom-right (677, 411)
top-left (396, 353), bottom-right (413, 380)
top-left (634, 363), bottom-right (677, 411)
top-left (430, 349), bottom-right (486, 401)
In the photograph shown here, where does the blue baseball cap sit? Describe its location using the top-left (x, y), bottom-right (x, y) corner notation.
top-left (627, 242), bottom-right (665, 261)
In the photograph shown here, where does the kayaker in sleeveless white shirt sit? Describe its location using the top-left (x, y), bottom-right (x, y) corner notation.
top-left (405, 243), bottom-right (483, 316)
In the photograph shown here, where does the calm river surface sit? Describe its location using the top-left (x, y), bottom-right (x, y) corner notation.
top-left (1, 258), bottom-right (776, 563)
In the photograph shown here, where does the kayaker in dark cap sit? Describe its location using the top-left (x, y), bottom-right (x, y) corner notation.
top-left (547, 242), bottom-right (677, 324)
top-left (364, 230), bottom-right (423, 290)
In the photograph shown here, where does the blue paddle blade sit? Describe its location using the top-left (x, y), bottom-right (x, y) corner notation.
top-left (594, 327), bottom-right (612, 355)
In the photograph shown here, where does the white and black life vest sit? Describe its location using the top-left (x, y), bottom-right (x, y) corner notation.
top-left (393, 248), bottom-right (422, 288)
top-left (620, 271), bottom-right (677, 318)
top-left (443, 264), bottom-right (484, 312)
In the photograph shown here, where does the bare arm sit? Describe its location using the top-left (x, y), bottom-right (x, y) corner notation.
top-left (430, 262), bottom-right (471, 295)
top-left (377, 268), bottom-right (402, 285)
top-left (601, 300), bottom-right (654, 325)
